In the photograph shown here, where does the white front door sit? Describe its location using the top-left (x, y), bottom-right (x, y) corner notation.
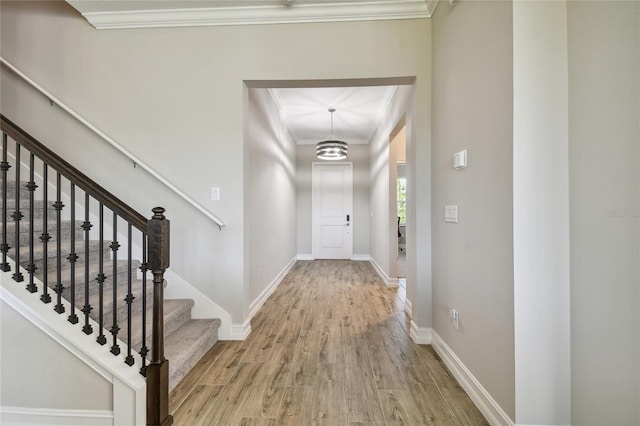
top-left (313, 163), bottom-right (353, 259)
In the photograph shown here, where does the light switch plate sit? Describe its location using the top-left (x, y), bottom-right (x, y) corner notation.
top-left (453, 149), bottom-right (467, 170)
top-left (211, 187), bottom-right (220, 201)
top-left (444, 205), bottom-right (458, 223)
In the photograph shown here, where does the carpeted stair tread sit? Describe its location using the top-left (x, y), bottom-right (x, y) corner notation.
top-left (36, 259), bottom-right (141, 295)
top-left (1, 199), bottom-right (56, 219)
top-left (6, 220), bottom-right (84, 245)
top-left (6, 218), bottom-right (82, 234)
top-left (165, 318), bottom-right (221, 392)
top-left (113, 299), bottom-right (195, 352)
top-left (17, 239), bottom-right (109, 268)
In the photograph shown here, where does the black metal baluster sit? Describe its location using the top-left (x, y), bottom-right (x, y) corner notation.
top-left (1, 133), bottom-right (11, 272)
top-left (124, 223), bottom-right (135, 366)
top-left (96, 203), bottom-right (106, 345)
top-left (39, 164), bottom-right (51, 304)
top-left (25, 153), bottom-right (38, 292)
top-left (11, 143), bottom-right (23, 282)
top-left (67, 183), bottom-right (78, 324)
top-left (53, 172), bottom-right (64, 313)
top-left (139, 234), bottom-right (148, 376)
top-left (110, 213), bottom-right (120, 355)
top-left (81, 193), bottom-right (93, 334)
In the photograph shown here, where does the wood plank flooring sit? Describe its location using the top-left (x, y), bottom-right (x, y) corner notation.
top-left (170, 260), bottom-right (488, 425)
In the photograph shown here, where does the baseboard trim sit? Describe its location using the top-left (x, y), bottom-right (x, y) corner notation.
top-left (431, 331), bottom-right (514, 426)
top-left (249, 256), bottom-right (297, 320)
top-left (369, 257), bottom-right (398, 287)
top-left (230, 319), bottom-right (251, 340)
top-left (404, 297), bottom-right (413, 318)
top-left (297, 254), bottom-right (313, 260)
top-left (351, 254), bottom-right (370, 261)
top-left (409, 321), bottom-right (432, 344)
top-left (0, 406), bottom-right (113, 426)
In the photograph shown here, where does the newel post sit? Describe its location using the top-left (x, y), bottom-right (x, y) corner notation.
top-left (146, 207), bottom-right (173, 426)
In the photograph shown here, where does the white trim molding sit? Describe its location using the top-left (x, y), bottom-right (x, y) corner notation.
top-left (404, 297), bottom-right (413, 318)
top-left (230, 320), bottom-right (252, 341)
top-left (409, 320), bottom-right (432, 344)
top-left (431, 331), bottom-right (514, 426)
top-left (0, 407), bottom-right (113, 426)
top-left (249, 257), bottom-right (297, 319)
top-left (233, 256), bottom-right (298, 341)
top-left (351, 254), bottom-right (370, 261)
top-left (297, 253), bottom-right (314, 261)
top-left (66, 0), bottom-right (438, 30)
top-left (369, 257), bottom-right (398, 287)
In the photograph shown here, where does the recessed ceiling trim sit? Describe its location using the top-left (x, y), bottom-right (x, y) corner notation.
top-left (266, 88), bottom-right (304, 144)
top-left (298, 138), bottom-right (371, 145)
top-left (67, 0), bottom-right (436, 30)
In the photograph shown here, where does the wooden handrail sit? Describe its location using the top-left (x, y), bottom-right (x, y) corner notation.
top-left (0, 114), bottom-right (147, 231)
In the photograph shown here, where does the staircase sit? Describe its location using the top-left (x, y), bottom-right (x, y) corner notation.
top-left (1, 115), bottom-right (221, 423)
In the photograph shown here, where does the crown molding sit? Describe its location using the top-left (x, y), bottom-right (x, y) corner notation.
top-left (67, 0), bottom-right (436, 30)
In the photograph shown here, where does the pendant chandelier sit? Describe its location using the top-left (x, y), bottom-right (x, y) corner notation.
top-left (316, 108), bottom-right (348, 160)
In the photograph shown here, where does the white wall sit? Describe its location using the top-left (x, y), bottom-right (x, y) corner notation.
top-left (0, 300), bottom-right (113, 410)
top-left (296, 144), bottom-right (369, 258)
top-left (369, 86), bottom-right (414, 284)
top-left (513, 1), bottom-right (571, 424)
top-left (431, 0), bottom-right (515, 420)
top-left (0, 1), bottom-right (431, 326)
top-left (247, 89), bottom-right (297, 304)
top-left (568, 2), bottom-right (640, 424)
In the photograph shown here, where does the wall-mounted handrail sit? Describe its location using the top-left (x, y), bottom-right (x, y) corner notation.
top-left (0, 57), bottom-right (226, 229)
top-left (1, 114), bottom-right (148, 231)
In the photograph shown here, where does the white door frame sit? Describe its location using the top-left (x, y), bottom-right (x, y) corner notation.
top-left (312, 162), bottom-right (353, 260)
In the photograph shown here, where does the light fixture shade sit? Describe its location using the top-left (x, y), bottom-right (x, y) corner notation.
top-left (316, 139), bottom-right (348, 160)
top-left (316, 107), bottom-right (348, 160)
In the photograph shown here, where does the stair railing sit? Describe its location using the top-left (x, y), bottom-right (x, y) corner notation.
top-left (0, 115), bottom-right (172, 426)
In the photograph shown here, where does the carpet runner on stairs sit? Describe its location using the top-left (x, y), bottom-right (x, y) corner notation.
top-left (3, 180), bottom-right (220, 392)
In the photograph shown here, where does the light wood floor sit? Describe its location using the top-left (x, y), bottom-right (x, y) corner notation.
top-left (169, 260), bottom-right (488, 425)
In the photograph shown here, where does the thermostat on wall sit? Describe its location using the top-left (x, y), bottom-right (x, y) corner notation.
top-left (453, 149), bottom-right (467, 170)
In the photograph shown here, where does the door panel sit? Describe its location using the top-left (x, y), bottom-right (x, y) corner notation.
top-left (313, 163), bottom-right (353, 259)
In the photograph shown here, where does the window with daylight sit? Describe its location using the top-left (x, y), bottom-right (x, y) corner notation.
top-left (397, 177), bottom-right (406, 224)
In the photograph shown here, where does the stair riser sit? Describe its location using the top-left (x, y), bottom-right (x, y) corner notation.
top-left (18, 242), bottom-right (113, 269)
top-left (167, 320), bottom-right (220, 392)
top-left (4, 230), bottom-right (80, 246)
top-left (55, 276), bottom-right (153, 327)
top-left (43, 268), bottom-right (135, 297)
top-left (2, 185), bottom-right (34, 196)
top-left (5, 222), bottom-right (85, 246)
top-left (119, 301), bottom-right (194, 353)
top-left (95, 283), bottom-right (153, 333)
top-left (0, 202), bottom-right (57, 219)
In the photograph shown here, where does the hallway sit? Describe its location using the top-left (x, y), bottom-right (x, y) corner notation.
top-left (169, 260), bottom-right (487, 425)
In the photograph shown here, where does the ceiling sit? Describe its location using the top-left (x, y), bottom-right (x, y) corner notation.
top-left (268, 86), bottom-right (398, 145)
top-left (66, 0), bottom-right (437, 30)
